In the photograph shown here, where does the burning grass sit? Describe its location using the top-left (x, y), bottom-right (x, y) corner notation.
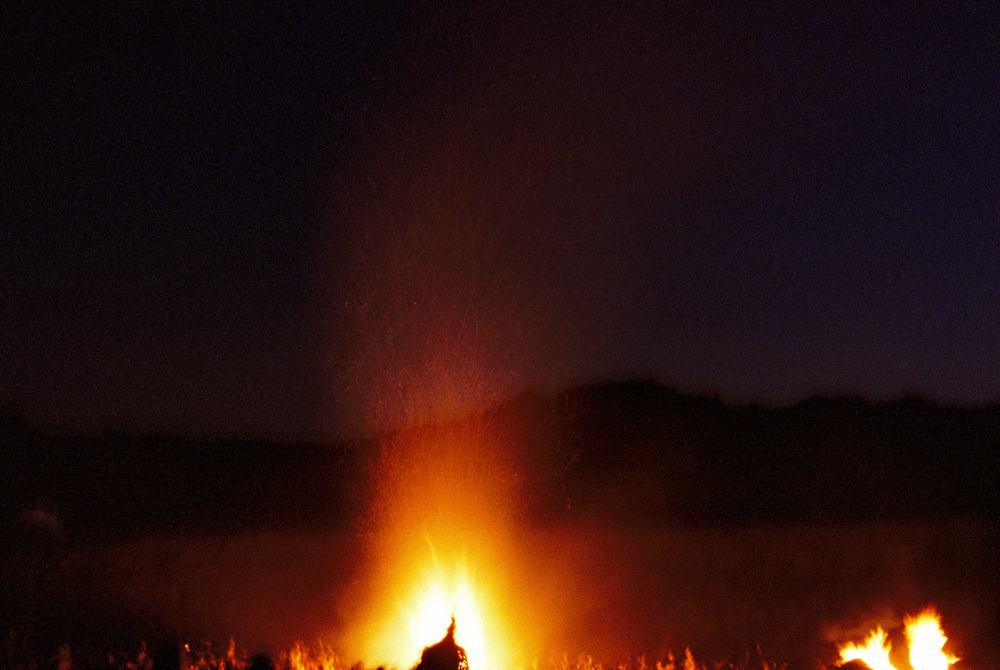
top-left (3, 608), bottom-right (968, 670)
top-left (3, 638), bottom-right (342, 670)
top-left (1, 639), bottom-right (780, 670)
top-left (4, 522), bottom-right (991, 670)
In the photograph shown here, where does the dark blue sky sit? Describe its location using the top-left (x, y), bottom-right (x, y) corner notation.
top-left (4, 4), bottom-right (999, 439)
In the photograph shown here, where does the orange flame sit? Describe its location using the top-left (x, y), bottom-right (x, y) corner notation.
top-left (839, 608), bottom-right (958, 670)
top-left (406, 557), bottom-right (488, 670)
top-left (905, 608), bottom-right (959, 670)
top-left (839, 627), bottom-right (894, 670)
top-left (335, 420), bottom-right (529, 670)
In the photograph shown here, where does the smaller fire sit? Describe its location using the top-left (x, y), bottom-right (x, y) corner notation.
top-left (838, 608), bottom-right (959, 670)
top-left (839, 628), bottom-right (893, 670)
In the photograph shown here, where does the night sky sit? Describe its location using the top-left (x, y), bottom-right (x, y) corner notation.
top-left (5, 4), bottom-right (999, 440)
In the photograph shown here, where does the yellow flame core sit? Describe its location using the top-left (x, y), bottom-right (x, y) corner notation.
top-left (905, 609), bottom-right (959, 670)
top-left (407, 563), bottom-right (488, 670)
top-left (839, 609), bottom-right (958, 670)
top-left (337, 420), bottom-right (527, 670)
top-left (839, 628), bottom-right (894, 670)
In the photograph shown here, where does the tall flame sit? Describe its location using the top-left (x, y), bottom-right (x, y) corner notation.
top-left (905, 608), bottom-right (959, 670)
top-left (407, 557), bottom-right (488, 670)
top-left (335, 419), bottom-right (529, 670)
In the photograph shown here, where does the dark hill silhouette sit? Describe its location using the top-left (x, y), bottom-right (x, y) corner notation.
top-left (2, 381), bottom-right (998, 544)
top-left (527, 381), bottom-right (1000, 526)
top-left (1, 425), bottom-right (363, 545)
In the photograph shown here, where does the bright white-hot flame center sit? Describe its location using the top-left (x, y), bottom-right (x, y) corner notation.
top-left (339, 422), bottom-right (526, 670)
top-left (839, 608), bottom-right (958, 670)
top-left (409, 581), bottom-right (488, 670)
top-left (906, 610), bottom-right (959, 670)
top-left (839, 628), bottom-right (894, 670)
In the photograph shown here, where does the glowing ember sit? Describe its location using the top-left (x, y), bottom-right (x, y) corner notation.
top-left (839, 608), bottom-right (958, 670)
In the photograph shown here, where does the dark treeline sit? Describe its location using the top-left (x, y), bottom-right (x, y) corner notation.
top-left (515, 380), bottom-right (1000, 527)
top-left (3, 379), bottom-right (999, 544)
top-left (0, 409), bottom-right (365, 544)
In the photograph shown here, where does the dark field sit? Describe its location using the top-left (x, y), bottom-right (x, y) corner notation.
top-left (3, 381), bottom-right (998, 669)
